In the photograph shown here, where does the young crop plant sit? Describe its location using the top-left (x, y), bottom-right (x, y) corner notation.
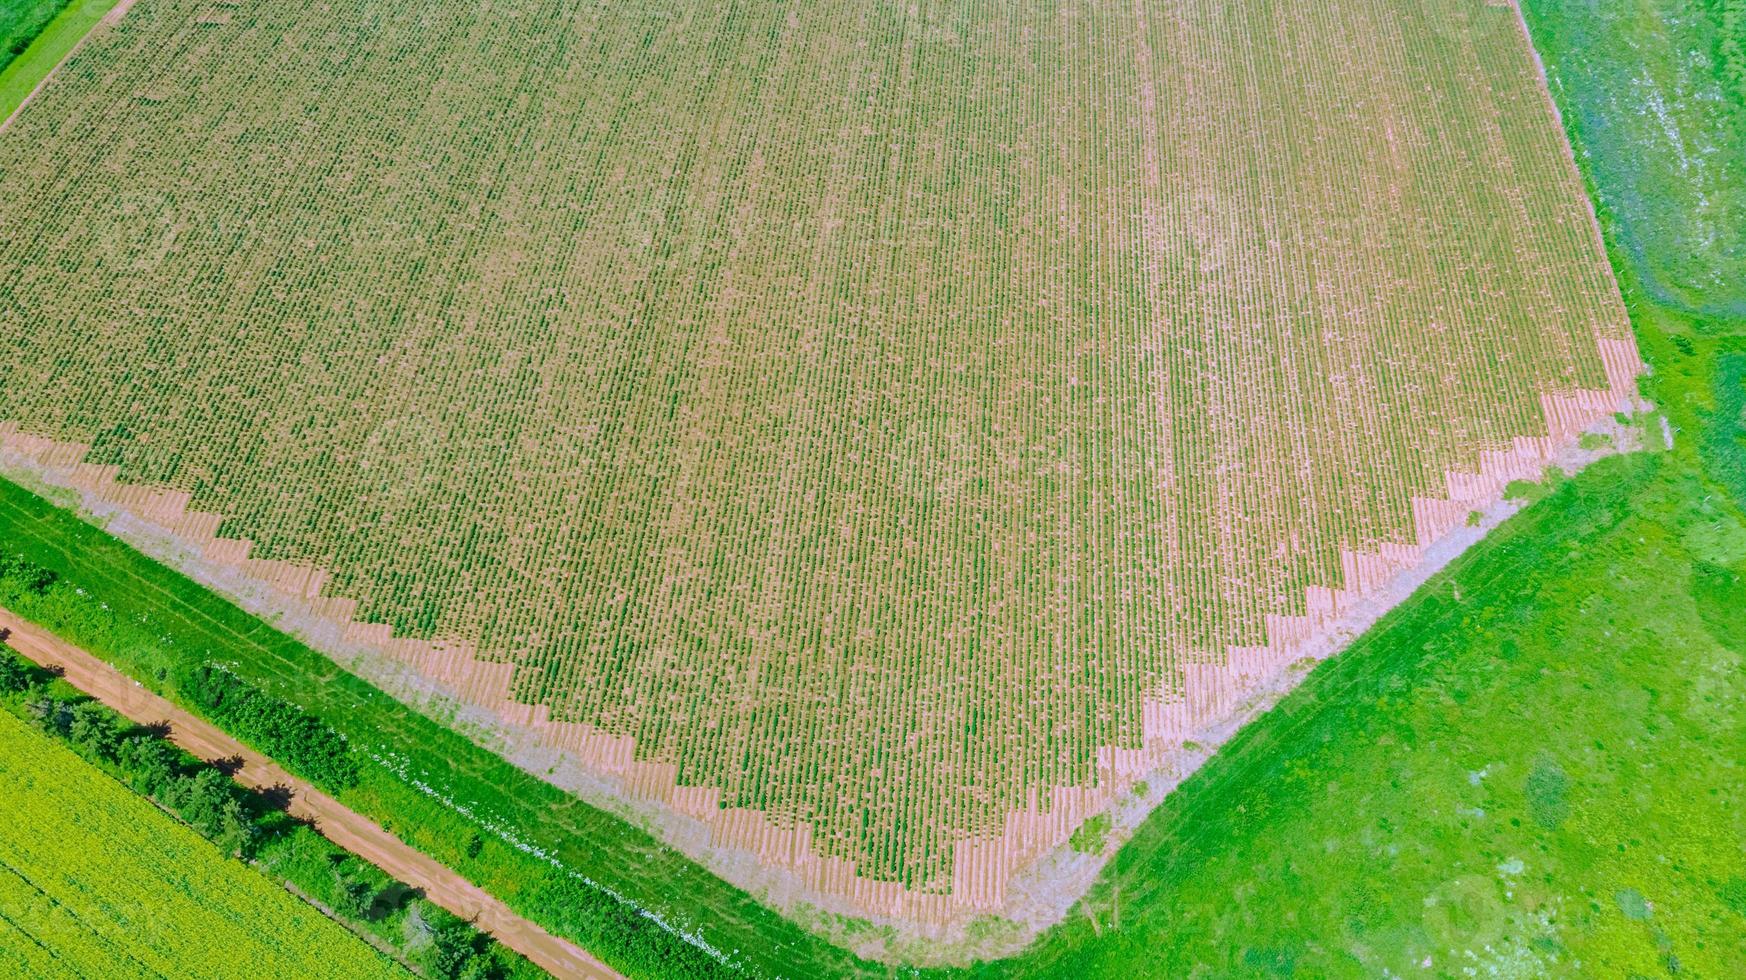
top-left (0, 0), bottom-right (1646, 941)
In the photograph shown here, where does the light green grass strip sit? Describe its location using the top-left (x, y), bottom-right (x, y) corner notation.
top-left (0, 0), bottom-right (122, 124)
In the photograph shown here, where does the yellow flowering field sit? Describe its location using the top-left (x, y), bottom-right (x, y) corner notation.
top-left (0, 709), bottom-right (405, 979)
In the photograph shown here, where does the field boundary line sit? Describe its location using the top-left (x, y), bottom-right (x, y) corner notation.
top-left (1506, 0), bottom-right (1626, 310)
top-left (0, 606), bottom-right (624, 980)
top-left (0, 0), bottom-right (135, 132)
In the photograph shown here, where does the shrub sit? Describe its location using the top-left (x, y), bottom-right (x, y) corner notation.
top-left (23, 693), bottom-right (74, 736)
top-left (0, 551), bottom-right (57, 595)
top-left (406, 901), bottom-right (501, 980)
top-left (0, 651), bottom-right (34, 693)
top-left (175, 663), bottom-right (359, 787)
top-left (67, 701), bottom-right (124, 760)
top-left (117, 734), bottom-right (183, 796)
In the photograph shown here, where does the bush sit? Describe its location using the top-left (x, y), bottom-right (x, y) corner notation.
top-left (214, 797), bottom-right (260, 857)
top-left (328, 856), bottom-right (387, 920)
top-left (0, 552), bottom-right (57, 596)
top-left (175, 663), bottom-right (360, 787)
top-left (23, 694), bottom-right (74, 737)
top-left (67, 701), bottom-right (124, 760)
top-left (522, 876), bottom-right (724, 978)
top-left (0, 651), bottom-right (35, 693)
top-left (406, 901), bottom-right (501, 980)
top-left (117, 734), bottom-right (183, 796)
top-left (166, 767), bottom-right (234, 832)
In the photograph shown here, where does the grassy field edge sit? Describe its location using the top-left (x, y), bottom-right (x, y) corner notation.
top-left (0, 617), bottom-right (556, 979)
top-left (0, 0), bottom-right (122, 123)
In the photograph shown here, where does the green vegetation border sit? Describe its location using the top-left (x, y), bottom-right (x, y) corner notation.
top-left (0, 475), bottom-right (858, 977)
top-left (0, 640), bottom-right (540, 979)
top-left (0, 0), bottom-right (121, 121)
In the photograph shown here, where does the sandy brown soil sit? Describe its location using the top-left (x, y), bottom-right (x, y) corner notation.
top-left (0, 608), bottom-right (621, 980)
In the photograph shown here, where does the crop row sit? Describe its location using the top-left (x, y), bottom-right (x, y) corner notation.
top-left (0, 0), bottom-right (1633, 890)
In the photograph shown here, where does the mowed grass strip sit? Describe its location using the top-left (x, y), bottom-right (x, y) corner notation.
top-left (0, 0), bottom-right (121, 120)
top-left (0, 708), bottom-right (407, 979)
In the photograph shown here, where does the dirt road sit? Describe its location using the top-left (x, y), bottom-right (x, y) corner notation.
top-left (0, 607), bottom-right (622, 980)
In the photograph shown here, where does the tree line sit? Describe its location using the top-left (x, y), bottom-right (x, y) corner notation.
top-left (0, 639), bottom-right (526, 979)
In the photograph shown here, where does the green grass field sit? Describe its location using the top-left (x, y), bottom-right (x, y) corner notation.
top-left (0, 1), bottom-right (1739, 977)
top-left (0, 708), bottom-right (407, 978)
top-left (0, 0), bottom-right (117, 119)
top-left (946, 439), bottom-right (1746, 976)
top-left (1525, 0), bottom-right (1746, 324)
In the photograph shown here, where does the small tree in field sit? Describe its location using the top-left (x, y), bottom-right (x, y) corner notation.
top-left (67, 702), bottom-right (124, 760)
top-left (0, 653), bottom-right (33, 693)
